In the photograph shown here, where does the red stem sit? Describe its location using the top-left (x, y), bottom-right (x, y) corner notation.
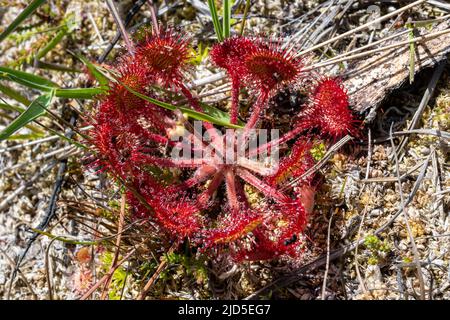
top-left (237, 168), bottom-right (290, 204)
top-left (224, 168), bottom-right (239, 211)
top-left (183, 165), bottom-right (217, 188)
top-left (197, 171), bottom-right (224, 208)
top-left (230, 78), bottom-right (240, 125)
top-left (241, 91), bottom-right (269, 147)
top-left (248, 123), bottom-right (305, 157)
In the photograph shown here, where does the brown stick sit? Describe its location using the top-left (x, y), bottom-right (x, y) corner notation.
top-left (137, 243), bottom-right (177, 300)
top-left (79, 249), bottom-right (136, 300)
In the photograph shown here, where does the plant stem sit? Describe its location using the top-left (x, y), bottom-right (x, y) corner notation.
top-left (230, 78), bottom-right (240, 125)
top-left (146, 0), bottom-right (160, 36)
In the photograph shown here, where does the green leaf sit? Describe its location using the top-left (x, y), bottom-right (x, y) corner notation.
top-left (0, 66), bottom-right (58, 91)
top-left (30, 228), bottom-right (98, 245)
top-left (240, 0), bottom-right (251, 36)
top-left (33, 60), bottom-right (81, 73)
top-left (122, 84), bottom-right (243, 129)
top-left (55, 87), bottom-right (105, 99)
top-left (35, 28), bottom-right (67, 60)
top-left (7, 132), bottom-right (45, 140)
top-left (75, 54), bottom-right (110, 87)
top-left (0, 91), bottom-right (54, 140)
top-left (0, 0), bottom-right (47, 44)
top-left (207, 0), bottom-right (224, 42)
top-left (0, 102), bottom-right (25, 113)
top-left (43, 126), bottom-right (89, 150)
top-left (0, 83), bottom-right (31, 106)
top-left (223, 0), bottom-right (231, 38)
top-left (199, 102), bottom-right (244, 126)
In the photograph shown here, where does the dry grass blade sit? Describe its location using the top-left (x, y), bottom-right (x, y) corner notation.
top-left (106, 0), bottom-right (134, 54)
top-left (395, 61), bottom-right (446, 158)
top-left (389, 123), bottom-right (426, 300)
top-left (296, 0), bottom-right (426, 57)
top-left (321, 209), bottom-right (335, 300)
top-left (79, 249), bottom-right (136, 300)
top-left (281, 135), bottom-right (353, 191)
top-left (137, 243), bottom-right (177, 300)
top-left (306, 28), bottom-right (450, 71)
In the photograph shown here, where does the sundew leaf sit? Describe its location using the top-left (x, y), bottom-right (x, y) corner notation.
top-left (84, 59), bottom-right (243, 127)
top-left (0, 90), bottom-right (54, 140)
top-left (0, 0), bottom-right (47, 44)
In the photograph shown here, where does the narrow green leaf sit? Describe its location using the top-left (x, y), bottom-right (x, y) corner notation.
top-left (75, 54), bottom-right (110, 87)
top-left (41, 124), bottom-right (89, 150)
top-left (33, 60), bottom-right (81, 73)
top-left (36, 28), bottom-right (67, 60)
top-left (86, 60), bottom-right (241, 127)
top-left (123, 84), bottom-right (243, 129)
top-left (240, 0), bottom-right (251, 36)
top-left (223, 0), bottom-right (231, 38)
top-left (0, 91), bottom-right (54, 140)
top-left (0, 0), bottom-right (47, 44)
top-left (30, 228), bottom-right (98, 245)
top-left (199, 102), bottom-right (244, 126)
top-left (55, 87), bottom-right (105, 99)
top-left (0, 66), bottom-right (58, 91)
top-left (207, 0), bottom-right (224, 42)
top-left (0, 102), bottom-right (26, 113)
top-left (0, 83), bottom-right (31, 106)
top-left (7, 132), bottom-right (45, 140)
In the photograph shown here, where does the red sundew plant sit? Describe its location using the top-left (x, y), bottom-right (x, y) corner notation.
top-left (88, 29), bottom-right (357, 261)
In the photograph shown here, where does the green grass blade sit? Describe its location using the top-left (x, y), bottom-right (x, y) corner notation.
top-left (43, 126), bottom-right (89, 150)
top-left (7, 132), bottom-right (45, 140)
top-left (223, 0), bottom-right (231, 38)
top-left (74, 54), bottom-right (110, 87)
top-left (30, 228), bottom-right (98, 245)
top-left (0, 83), bottom-right (31, 106)
top-left (33, 60), bottom-right (81, 73)
top-left (123, 84), bottom-right (243, 129)
top-left (0, 66), bottom-right (58, 91)
top-left (199, 102), bottom-right (244, 126)
top-left (84, 60), bottom-right (241, 126)
top-left (55, 87), bottom-right (105, 99)
top-left (0, 0), bottom-right (47, 44)
top-left (0, 102), bottom-right (26, 113)
top-left (0, 90), bottom-right (54, 140)
top-left (240, 0), bottom-right (251, 36)
top-left (35, 28), bottom-right (67, 60)
top-left (207, 0), bottom-right (224, 42)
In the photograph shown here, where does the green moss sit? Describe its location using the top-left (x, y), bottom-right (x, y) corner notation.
top-left (363, 234), bottom-right (391, 266)
top-left (310, 141), bottom-right (326, 161)
top-left (100, 251), bottom-right (129, 300)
